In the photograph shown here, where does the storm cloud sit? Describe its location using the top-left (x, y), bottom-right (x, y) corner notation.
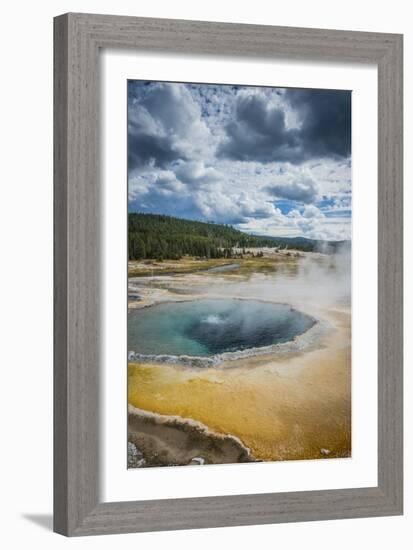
top-left (287, 89), bottom-right (351, 159)
top-left (218, 92), bottom-right (301, 163)
top-left (218, 88), bottom-right (351, 164)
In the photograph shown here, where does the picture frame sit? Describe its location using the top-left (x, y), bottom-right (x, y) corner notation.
top-left (53, 12), bottom-right (403, 536)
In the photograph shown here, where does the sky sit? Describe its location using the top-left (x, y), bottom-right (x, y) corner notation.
top-left (127, 80), bottom-right (351, 241)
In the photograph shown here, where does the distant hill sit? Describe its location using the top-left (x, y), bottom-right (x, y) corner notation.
top-left (128, 212), bottom-right (349, 260)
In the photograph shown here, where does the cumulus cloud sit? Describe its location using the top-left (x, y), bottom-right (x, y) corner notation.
top-left (266, 175), bottom-right (318, 204)
top-left (302, 205), bottom-right (324, 218)
top-left (174, 160), bottom-right (221, 186)
top-left (218, 88), bottom-right (351, 164)
top-left (218, 91), bottom-right (301, 163)
top-left (128, 169), bottom-right (184, 203)
top-left (127, 81), bottom-right (352, 241)
top-left (128, 82), bottom-right (213, 172)
top-left (290, 204), bottom-right (325, 219)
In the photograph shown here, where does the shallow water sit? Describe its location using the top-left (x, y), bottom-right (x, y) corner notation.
top-left (205, 263), bottom-right (240, 273)
top-left (128, 299), bottom-right (314, 357)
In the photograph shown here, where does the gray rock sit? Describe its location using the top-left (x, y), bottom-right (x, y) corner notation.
top-left (128, 441), bottom-right (146, 468)
top-left (189, 456), bottom-right (205, 466)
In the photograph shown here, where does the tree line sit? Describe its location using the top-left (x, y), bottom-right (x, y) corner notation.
top-left (128, 212), bottom-right (346, 260)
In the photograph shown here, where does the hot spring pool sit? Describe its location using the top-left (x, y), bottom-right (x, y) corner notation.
top-left (128, 299), bottom-right (315, 358)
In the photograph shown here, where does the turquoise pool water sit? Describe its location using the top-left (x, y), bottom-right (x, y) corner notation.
top-left (128, 299), bottom-right (314, 357)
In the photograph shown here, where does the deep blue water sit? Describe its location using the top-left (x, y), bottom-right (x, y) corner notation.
top-left (128, 299), bottom-right (314, 357)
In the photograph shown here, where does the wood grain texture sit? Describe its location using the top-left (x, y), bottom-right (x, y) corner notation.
top-left (53, 13), bottom-right (403, 536)
top-left (377, 33), bottom-right (403, 507)
top-left (53, 14), bottom-right (69, 536)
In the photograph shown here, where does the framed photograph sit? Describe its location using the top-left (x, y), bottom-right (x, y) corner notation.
top-left (54, 13), bottom-right (403, 536)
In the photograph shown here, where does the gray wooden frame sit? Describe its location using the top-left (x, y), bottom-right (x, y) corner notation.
top-left (54, 13), bottom-right (403, 536)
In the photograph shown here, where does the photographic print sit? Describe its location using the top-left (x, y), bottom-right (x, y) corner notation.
top-left (127, 80), bottom-right (351, 468)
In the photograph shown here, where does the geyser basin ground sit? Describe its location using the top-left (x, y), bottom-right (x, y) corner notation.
top-left (127, 254), bottom-right (351, 465)
top-left (128, 298), bottom-right (315, 358)
top-left (128, 307), bottom-right (351, 463)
